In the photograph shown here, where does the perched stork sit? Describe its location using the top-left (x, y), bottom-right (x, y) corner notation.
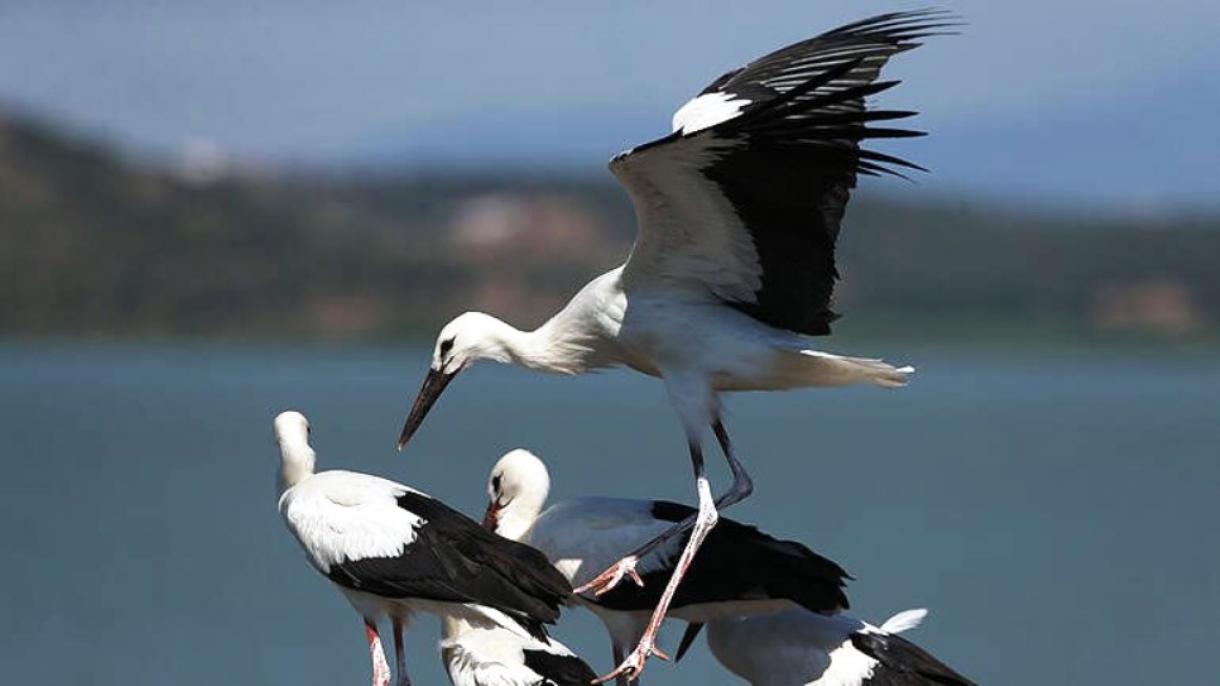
top-left (398, 10), bottom-right (953, 680)
top-left (441, 616), bottom-right (599, 686)
top-left (483, 449), bottom-right (850, 685)
top-left (273, 412), bottom-right (572, 686)
top-left (685, 608), bottom-right (976, 686)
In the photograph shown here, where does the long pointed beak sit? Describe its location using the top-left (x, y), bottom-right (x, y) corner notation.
top-left (397, 367), bottom-right (457, 451)
top-left (481, 501), bottom-right (500, 530)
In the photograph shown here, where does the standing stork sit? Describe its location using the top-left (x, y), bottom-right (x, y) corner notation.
top-left (397, 11), bottom-right (953, 681)
top-left (484, 449), bottom-right (851, 685)
top-left (273, 412), bottom-right (572, 686)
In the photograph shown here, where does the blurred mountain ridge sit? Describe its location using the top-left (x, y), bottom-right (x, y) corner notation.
top-left (2, 112), bottom-right (1217, 341)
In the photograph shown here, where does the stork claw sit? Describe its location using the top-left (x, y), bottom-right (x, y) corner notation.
top-left (575, 556), bottom-right (643, 597)
top-left (590, 636), bottom-right (664, 684)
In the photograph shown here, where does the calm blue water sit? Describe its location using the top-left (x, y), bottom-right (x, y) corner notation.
top-left (1, 343), bottom-right (1217, 685)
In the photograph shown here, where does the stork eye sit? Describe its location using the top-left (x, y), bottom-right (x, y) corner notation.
top-left (491, 475), bottom-right (502, 492)
top-left (439, 338), bottom-right (455, 355)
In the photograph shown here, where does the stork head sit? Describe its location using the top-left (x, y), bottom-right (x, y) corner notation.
top-left (482, 448), bottom-right (551, 541)
top-left (397, 312), bottom-right (514, 450)
top-left (274, 410), bottom-right (315, 491)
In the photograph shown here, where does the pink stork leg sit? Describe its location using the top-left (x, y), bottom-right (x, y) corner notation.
top-left (575, 418), bottom-right (752, 597)
top-left (364, 620), bottom-right (392, 686)
top-left (590, 438), bottom-right (718, 684)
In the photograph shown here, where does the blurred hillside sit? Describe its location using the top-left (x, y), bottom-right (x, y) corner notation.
top-left (1, 113), bottom-right (1217, 341)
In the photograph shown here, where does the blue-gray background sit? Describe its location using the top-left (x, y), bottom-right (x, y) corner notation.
top-left (3, 344), bottom-right (1218, 685)
top-left (2, 1), bottom-right (1219, 684)
top-left (2, 0), bottom-right (1218, 206)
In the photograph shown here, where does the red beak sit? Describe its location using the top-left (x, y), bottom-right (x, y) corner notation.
top-left (482, 501), bottom-right (500, 531)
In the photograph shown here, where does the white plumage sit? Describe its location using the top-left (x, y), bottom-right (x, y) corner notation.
top-left (280, 470), bottom-right (424, 572)
top-left (528, 497), bottom-right (675, 590)
top-left (397, 12), bottom-right (954, 681)
top-left (441, 617), bottom-right (597, 686)
top-left (484, 449), bottom-right (851, 685)
top-left (274, 412), bottom-right (571, 686)
top-left (702, 609), bottom-right (976, 686)
top-left (672, 92), bottom-right (755, 134)
top-left (483, 451), bottom-right (666, 684)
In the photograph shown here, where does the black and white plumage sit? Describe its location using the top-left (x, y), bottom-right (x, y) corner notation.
top-left (441, 617), bottom-right (599, 686)
top-left (616, 10), bottom-right (945, 338)
top-left (483, 449), bottom-right (851, 684)
top-left (398, 11), bottom-right (953, 681)
top-left (274, 412), bottom-right (572, 686)
top-left (694, 608), bottom-right (976, 686)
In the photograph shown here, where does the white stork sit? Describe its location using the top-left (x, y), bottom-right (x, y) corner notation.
top-left (273, 412), bottom-right (572, 686)
top-left (687, 608), bottom-right (976, 686)
top-left (441, 616), bottom-right (599, 686)
top-left (397, 11), bottom-right (953, 681)
top-left (483, 449), bottom-right (851, 685)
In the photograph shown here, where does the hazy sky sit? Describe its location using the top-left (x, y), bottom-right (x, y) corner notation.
top-left (2, 1), bottom-right (1217, 207)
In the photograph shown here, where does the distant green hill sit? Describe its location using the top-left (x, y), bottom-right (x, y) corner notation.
top-left (2, 113), bottom-right (1217, 341)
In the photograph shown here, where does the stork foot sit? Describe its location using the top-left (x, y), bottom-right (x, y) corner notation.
top-left (575, 555), bottom-right (644, 597)
top-left (592, 636), bottom-right (669, 684)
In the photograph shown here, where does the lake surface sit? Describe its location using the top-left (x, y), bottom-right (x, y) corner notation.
top-left (2, 343), bottom-right (1217, 685)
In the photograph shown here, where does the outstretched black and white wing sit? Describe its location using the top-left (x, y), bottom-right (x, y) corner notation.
top-left (615, 10), bottom-right (954, 335)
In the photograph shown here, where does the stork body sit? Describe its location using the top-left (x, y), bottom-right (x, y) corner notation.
top-left (484, 449), bottom-right (851, 685)
top-left (699, 609), bottom-right (976, 686)
top-left (274, 412), bottom-right (572, 686)
top-left (398, 11), bottom-right (953, 681)
top-left (441, 616), bottom-right (598, 686)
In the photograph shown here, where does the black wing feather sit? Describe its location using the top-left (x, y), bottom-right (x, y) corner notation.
top-left (522, 649), bottom-right (599, 686)
top-left (674, 622), bottom-right (705, 662)
top-left (616, 10), bottom-right (956, 336)
top-left (592, 501), bottom-right (850, 614)
top-left (326, 492), bottom-right (571, 640)
top-left (707, 13), bottom-right (953, 334)
top-left (851, 632), bottom-right (977, 686)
